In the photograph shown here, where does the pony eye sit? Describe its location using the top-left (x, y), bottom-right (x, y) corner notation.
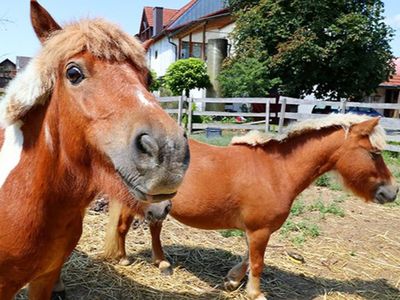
top-left (66, 64), bottom-right (85, 85)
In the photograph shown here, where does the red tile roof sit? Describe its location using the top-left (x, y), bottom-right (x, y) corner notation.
top-left (143, 6), bottom-right (179, 27)
top-left (381, 58), bottom-right (400, 87)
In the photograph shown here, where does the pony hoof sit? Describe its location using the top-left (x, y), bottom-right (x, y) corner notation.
top-left (223, 277), bottom-right (240, 291)
top-left (51, 290), bottom-right (66, 300)
top-left (248, 293), bottom-right (267, 300)
top-left (159, 261), bottom-right (173, 276)
top-left (118, 257), bottom-right (132, 266)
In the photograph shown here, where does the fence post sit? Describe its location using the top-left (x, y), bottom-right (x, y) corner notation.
top-left (278, 97), bottom-right (286, 134)
top-left (265, 98), bottom-right (270, 132)
top-left (340, 99), bottom-right (347, 114)
top-left (177, 95), bottom-right (184, 126)
top-left (187, 97), bottom-right (193, 135)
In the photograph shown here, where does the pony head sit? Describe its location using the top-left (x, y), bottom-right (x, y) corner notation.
top-left (0, 1), bottom-right (189, 203)
top-left (334, 117), bottom-right (398, 204)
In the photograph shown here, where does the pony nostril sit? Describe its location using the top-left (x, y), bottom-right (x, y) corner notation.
top-left (146, 211), bottom-right (153, 220)
top-left (182, 144), bottom-right (190, 169)
top-left (165, 203), bottom-right (172, 215)
top-left (135, 133), bottom-right (159, 157)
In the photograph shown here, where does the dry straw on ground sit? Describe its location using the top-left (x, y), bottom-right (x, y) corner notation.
top-left (17, 186), bottom-right (400, 300)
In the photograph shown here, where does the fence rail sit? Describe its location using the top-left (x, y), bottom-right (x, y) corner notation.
top-left (157, 96), bottom-right (400, 152)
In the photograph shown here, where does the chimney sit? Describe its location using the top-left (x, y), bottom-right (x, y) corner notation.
top-left (153, 7), bottom-right (163, 37)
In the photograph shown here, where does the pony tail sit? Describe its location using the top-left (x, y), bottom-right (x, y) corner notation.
top-left (103, 198), bottom-right (124, 260)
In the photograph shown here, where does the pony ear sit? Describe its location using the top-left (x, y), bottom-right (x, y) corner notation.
top-left (351, 117), bottom-right (380, 136)
top-left (142, 39), bottom-right (154, 51)
top-left (30, 0), bottom-right (61, 43)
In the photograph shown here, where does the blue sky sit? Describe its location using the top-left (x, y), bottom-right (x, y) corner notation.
top-left (1, 0), bottom-right (400, 62)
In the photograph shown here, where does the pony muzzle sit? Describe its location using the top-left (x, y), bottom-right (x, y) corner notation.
top-left (116, 129), bottom-right (189, 203)
top-left (144, 200), bottom-right (172, 222)
top-left (374, 184), bottom-right (398, 204)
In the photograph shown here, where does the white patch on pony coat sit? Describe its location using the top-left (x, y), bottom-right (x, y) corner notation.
top-left (0, 121), bottom-right (24, 188)
top-left (0, 59), bottom-right (49, 128)
top-left (136, 89), bottom-right (153, 106)
top-left (44, 123), bottom-right (53, 152)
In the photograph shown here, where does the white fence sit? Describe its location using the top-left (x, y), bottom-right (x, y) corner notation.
top-left (157, 96), bottom-right (400, 152)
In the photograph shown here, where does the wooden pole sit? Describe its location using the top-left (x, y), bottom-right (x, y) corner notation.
top-left (202, 22), bottom-right (206, 60)
top-left (278, 97), bottom-right (286, 134)
top-left (189, 33), bottom-right (193, 58)
top-left (265, 98), bottom-right (270, 132)
top-left (394, 91), bottom-right (400, 118)
top-left (177, 95), bottom-right (184, 126)
top-left (178, 38), bottom-right (182, 59)
top-left (187, 97), bottom-right (193, 135)
top-left (340, 99), bottom-right (347, 114)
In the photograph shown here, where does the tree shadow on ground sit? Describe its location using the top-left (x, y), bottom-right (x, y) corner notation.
top-left (134, 245), bottom-right (400, 300)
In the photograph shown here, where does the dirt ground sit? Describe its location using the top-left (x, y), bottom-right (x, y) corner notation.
top-left (15, 183), bottom-right (400, 300)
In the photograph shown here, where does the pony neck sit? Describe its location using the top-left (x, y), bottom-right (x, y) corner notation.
top-left (20, 103), bottom-right (96, 210)
top-left (276, 126), bottom-right (345, 197)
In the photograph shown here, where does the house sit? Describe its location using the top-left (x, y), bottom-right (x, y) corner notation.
top-left (0, 58), bottom-right (16, 92)
top-left (0, 57), bottom-right (32, 93)
top-left (16, 56), bottom-right (31, 72)
top-left (368, 58), bottom-right (400, 117)
top-left (137, 0), bottom-right (234, 99)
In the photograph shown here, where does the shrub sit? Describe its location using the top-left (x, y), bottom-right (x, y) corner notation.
top-left (163, 58), bottom-right (210, 97)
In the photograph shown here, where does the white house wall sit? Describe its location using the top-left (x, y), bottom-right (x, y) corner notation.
top-left (148, 22), bottom-right (235, 76)
top-left (148, 38), bottom-right (176, 77)
top-left (147, 22), bottom-right (235, 108)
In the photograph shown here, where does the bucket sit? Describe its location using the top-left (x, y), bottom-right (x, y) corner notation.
top-left (206, 127), bottom-right (222, 138)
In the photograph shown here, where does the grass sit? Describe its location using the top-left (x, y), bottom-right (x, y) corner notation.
top-left (190, 131), bottom-right (235, 146)
top-left (280, 220), bottom-right (320, 246)
top-left (308, 199), bottom-right (345, 217)
top-left (219, 229), bottom-right (245, 238)
top-left (290, 199), bottom-right (306, 216)
top-left (314, 173), bottom-right (342, 191)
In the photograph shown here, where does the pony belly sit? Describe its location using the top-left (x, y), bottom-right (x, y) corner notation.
top-left (171, 211), bottom-right (243, 230)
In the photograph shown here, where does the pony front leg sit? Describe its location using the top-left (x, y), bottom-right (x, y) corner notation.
top-left (224, 251), bottom-right (249, 291)
top-left (104, 200), bottom-right (134, 266)
top-left (51, 273), bottom-right (66, 300)
top-left (246, 228), bottom-right (271, 300)
top-left (29, 267), bottom-right (64, 300)
top-left (150, 221), bottom-right (172, 275)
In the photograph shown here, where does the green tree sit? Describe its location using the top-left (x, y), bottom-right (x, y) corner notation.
top-left (163, 58), bottom-right (210, 97)
top-left (148, 70), bottom-right (161, 92)
top-left (218, 57), bottom-right (281, 97)
top-left (223, 0), bottom-right (394, 100)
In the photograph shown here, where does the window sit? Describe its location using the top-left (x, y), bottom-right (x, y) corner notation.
top-left (155, 50), bottom-right (158, 59)
top-left (180, 42), bottom-right (206, 59)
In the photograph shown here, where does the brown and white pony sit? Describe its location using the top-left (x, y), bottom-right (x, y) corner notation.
top-left (105, 114), bottom-right (398, 300)
top-left (0, 1), bottom-right (189, 299)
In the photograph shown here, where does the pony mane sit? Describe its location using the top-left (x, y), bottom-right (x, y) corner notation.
top-left (231, 114), bottom-right (386, 150)
top-left (0, 19), bottom-right (147, 127)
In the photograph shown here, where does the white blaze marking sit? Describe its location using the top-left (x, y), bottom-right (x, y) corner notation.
top-left (136, 89), bottom-right (153, 106)
top-left (0, 121), bottom-right (24, 188)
